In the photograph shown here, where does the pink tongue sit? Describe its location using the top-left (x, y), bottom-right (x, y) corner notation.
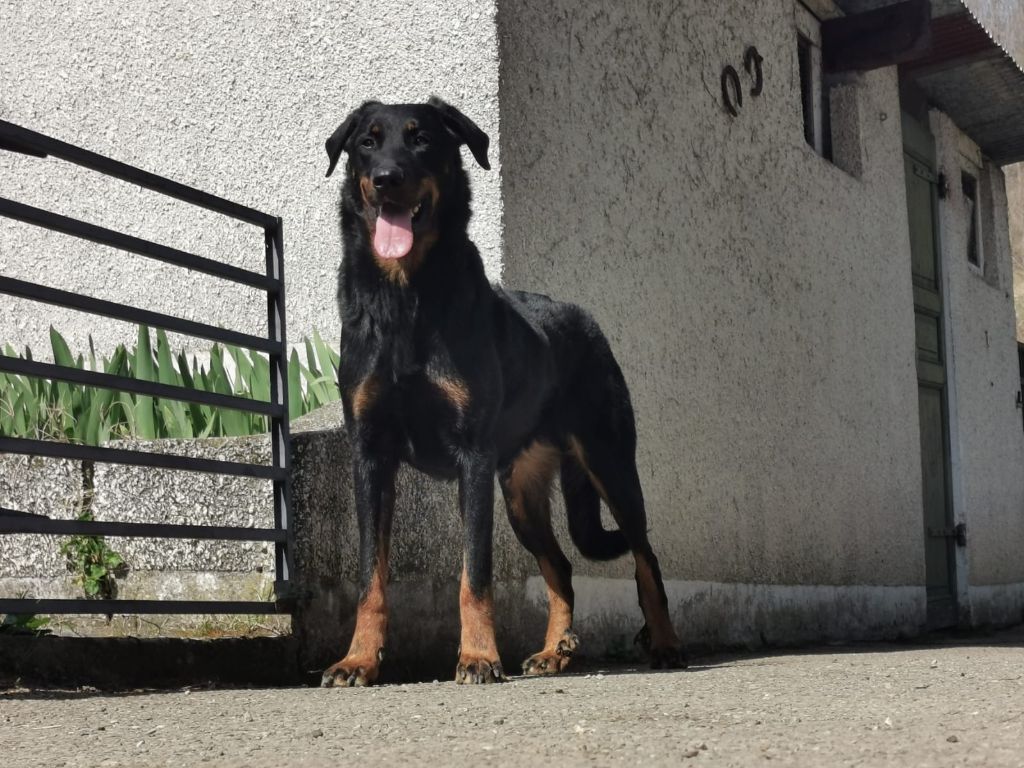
top-left (374, 207), bottom-right (414, 260)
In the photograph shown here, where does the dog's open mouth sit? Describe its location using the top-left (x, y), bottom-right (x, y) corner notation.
top-left (373, 201), bottom-right (426, 260)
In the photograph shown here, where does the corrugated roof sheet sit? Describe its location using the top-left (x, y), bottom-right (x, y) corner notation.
top-left (837, 1), bottom-right (1024, 164)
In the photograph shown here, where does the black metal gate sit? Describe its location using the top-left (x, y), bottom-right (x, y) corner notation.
top-left (0, 120), bottom-right (293, 616)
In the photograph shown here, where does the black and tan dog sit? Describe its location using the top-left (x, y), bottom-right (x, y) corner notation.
top-left (321, 98), bottom-right (684, 687)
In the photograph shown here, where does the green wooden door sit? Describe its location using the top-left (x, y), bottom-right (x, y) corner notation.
top-left (902, 113), bottom-right (958, 628)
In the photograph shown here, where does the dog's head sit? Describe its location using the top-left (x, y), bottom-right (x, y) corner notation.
top-left (325, 98), bottom-right (489, 269)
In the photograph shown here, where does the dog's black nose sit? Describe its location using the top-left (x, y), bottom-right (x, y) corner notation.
top-left (371, 166), bottom-right (405, 190)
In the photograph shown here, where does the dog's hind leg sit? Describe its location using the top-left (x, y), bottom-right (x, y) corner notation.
top-left (499, 441), bottom-right (579, 675)
top-left (565, 384), bottom-right (687, 670)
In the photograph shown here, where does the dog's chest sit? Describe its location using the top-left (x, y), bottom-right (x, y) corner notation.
top-left (387, 371), bottom-right (468, 478)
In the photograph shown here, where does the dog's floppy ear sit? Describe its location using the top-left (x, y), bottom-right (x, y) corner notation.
top-left (428, 96), bottom-right (490, 170)
top-left (324, 101), bottom-right (380, 178)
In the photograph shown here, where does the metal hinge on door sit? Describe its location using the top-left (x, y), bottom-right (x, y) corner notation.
top-left (928, 522), bottom-right (967, 547)
top-left (911, 161), bottom-right (937, 183)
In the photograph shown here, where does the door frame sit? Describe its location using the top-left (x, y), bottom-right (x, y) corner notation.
top-left (901, 110), bottom-right (963, 629)
top-left (932, 132), bottom-right (972, 627)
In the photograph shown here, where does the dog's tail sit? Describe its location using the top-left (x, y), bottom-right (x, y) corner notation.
top-left (560, 457), bottom-right (629, 561)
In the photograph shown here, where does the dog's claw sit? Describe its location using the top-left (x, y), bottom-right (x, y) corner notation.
top-left (321, 658), bottom-right (378, 688)
top-left (455, 658), bottom-right (507, 685)
top-left (522, 629), bottom-right (579, 676)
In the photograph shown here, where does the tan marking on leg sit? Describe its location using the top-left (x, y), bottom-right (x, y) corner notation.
top-left (521, 554), bottom-right (576, 676)
top-left (323, 548), bottom-right (389, 687)
top-left (510, 441), bottom-right (562, 499)
top-left (458, 563), bottom-right (499, 659)
top-left (507, 442), bottom-right (578, 674)
top-left (567, 435), bottom-right (613, 507)
top-left (433, 376), bottom-right (471, 413)
top-left (347, 556), bottom-right (389, 660)
top-left (456, 563), bottom-right (505, 683)
top-left (351, 375), bottom-right (380, 421)
top-left (538, 556), bottom-right (573, 649)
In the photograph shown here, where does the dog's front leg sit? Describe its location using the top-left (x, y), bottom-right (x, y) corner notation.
top-left (455, 448), bottom-right (506, 684)
top-left (322, 449), bottom-right (396, 687)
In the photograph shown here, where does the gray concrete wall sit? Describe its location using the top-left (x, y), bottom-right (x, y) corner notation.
top-left (0, 0), bottom-right (502, 360)
top-left (930, 111), bottom-right (1024, 596)
top-left (1008, 162), bottom-right (1024, 340)
top-left (496, 0), bottom-right (925, 618)
top-left (936, 0), bottom-right (1024, 623)
top-left (967, 0), bottom-right (1024, 341)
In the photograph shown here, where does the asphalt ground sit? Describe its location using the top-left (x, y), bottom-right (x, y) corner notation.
top-left (3, 631), bottom-right (1023, 767)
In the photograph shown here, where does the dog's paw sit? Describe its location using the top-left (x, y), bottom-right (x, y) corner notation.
top-left (649, 644), bottom-right (688, 670)
top-left (634, 623), bottom-right (687, 670)
top-left (321, 653), bottom-right (382, 688)
top-left (522, 629), bottom-right (579, 675)
top-left (455, 657), bottom-right (507, 685)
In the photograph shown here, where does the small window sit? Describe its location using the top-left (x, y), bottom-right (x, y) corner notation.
top-left (962, 171), bottom-right (982, 270)
top-left (795, 4), bottom-right (854, 169)
top-left (797, 33), bottom-right (831, 160)
top-left (798, 36), bottom-right (816, 148)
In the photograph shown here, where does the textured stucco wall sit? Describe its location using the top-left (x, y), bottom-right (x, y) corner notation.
top-left (930, 111), bottom-right (1024, 589)
top-left (0, 0), bottom-right (501, 360)
top-left (496, 0), bottom-right (925, 595)
top-left (966, 0), bottom-right (1024, 340)
top-left (1009, 162), bottom-right (1024, 340)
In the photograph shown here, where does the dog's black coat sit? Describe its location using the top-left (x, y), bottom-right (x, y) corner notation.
top-left (321, 99), bottom-right (682, 686)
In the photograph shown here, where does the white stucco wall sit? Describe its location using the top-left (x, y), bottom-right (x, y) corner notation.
top-left (966, 0), bottom-right (1024, 341)
top-left (930, 111), bottom-right (1024, 595)
top-left (497, 0), bottom-right (925, 605)
top-left (1009, 163), bottom-right (1024, 340)
top-left (0, 0), bottom-right (502, 360)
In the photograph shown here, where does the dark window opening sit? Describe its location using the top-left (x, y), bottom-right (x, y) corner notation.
top-left (798, 36), bottom-right (815, 148)
top-left (962, 172), bottom-right (980, 267)
top-left (821, 78), bottom-right (833, 162)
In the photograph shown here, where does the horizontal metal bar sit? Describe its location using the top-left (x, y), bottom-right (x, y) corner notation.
top-left (0, 135), bottom-right (47, 158)
top-left (0, 599), bottom-right (283, 615)
top-left (0, 514), bottom-right (286, 542)
top-left (0, 437), bottom-right (282, 480)
top-left (0, 355), bottom-right (281, 417)
top-left (0, 121), bottom-right (277, 228)
top-left (0, 198), bottom-right (277, 292)
top-left (0, 506), bottom-right (35, 517)
top-left (0, 276), bottom-right (277, 353)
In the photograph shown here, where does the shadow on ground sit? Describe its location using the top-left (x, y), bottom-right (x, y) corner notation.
top-left (2, 623), bottom-right (1022, 695)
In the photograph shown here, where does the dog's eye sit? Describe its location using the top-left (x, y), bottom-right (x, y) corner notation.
top-left (360, 137), bottom-right (376, 150)
top-left (413, 133), bottom-right (430, 147)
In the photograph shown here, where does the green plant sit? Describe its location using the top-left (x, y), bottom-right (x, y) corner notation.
top-left (0, 326), bottom-right (341, 444)
top-left (58, 512), bottom-right (128, 600)
top-left (0, 612), bottom-right (51, 635)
